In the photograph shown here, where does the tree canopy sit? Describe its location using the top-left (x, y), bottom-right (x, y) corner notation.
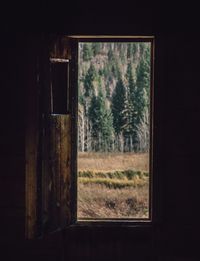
top-left (78, 42), bottom-right (151, 152)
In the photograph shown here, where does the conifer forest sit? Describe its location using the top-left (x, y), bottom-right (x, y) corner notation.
top-left (78, 42), bottom-right (151, 153)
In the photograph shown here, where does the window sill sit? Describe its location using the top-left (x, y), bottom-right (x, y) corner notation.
top-left (69, 219), bottom-right (152, 229)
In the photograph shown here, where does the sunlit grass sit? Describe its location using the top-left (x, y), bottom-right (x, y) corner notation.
top-left (77, 152), bottom-right (149, 219)
top-left (79, 177), bottom-right (148, 189)
top-left (78, 152), bottom-right (149, 172)
top-left (78, 169), bottom-right (148, 179)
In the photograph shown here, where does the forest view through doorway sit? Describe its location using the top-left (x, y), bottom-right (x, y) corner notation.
top-left (77, 40), bottom-right (152, 219)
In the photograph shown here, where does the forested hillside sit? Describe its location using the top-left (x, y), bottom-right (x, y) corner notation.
top-left (78, 42), bottom-right (151, 153)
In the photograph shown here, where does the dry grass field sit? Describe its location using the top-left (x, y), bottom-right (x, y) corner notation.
top-left (77, 152), bottom-right (149, 219)
top-left (78, 152), bottom-right (149, 172)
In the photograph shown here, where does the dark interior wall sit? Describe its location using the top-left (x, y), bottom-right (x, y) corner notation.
top-left (153, 33), bottom-right (200, 259)
top-left (0, 34), bottom-right (26, 241)
top-left (1, 2), bottom-right (200, 260)
top-left (0, 33), bottom-right (64, 260)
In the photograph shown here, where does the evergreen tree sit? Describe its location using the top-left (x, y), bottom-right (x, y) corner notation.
top-left (89, 88), bottom-right (113, 151)
top-left (134, 45), bottom-right (151, 151)
top-left (83, 43), bottom-right (93, 61)
top-left (92, 42), bottom-right (101, 56)
top-left (111, 77), bottom-right (126, 135)
top-left (111, 64), bottom-right (120, 78)
top-left (105, 82), bottom-right (111, 98)
top-left (125, 63), bottom-right (137, 150)
top-left (143, 45), bottom-right (151, 97)
top-left (102, 64), bottom-right (109, 78)
top-left (135, 56), bottom-right (150, 123)
top-left (78, 41), bottom-right (151, 153)
top-left (108, 48), bottom-right (114, 62)
top-left (127, 44), bottom-right (133, 60)
top-left (101, 103), bottom-right (114, 151)
top-left (84, 64), bottom-right (96, 97)
top-left (119, 44), bottom-right (126, 63)
top-left (132, 43), bottom-right (137, 58)
top-left (88, 95), bottom-right (99, 140)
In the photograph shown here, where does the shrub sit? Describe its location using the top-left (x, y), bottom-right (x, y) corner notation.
top-left (79, 177), bottom-right (147, 189)
top-left (124, 170), bottom-right (139, 180)
top-left (78, 170), bottom-right (149, 181)
top-left (143, 172), bottom-right (149, 177)
top-left (78, 170), bottom-right (94, 178)
top-left (95, 172), bottom-right (108, 178)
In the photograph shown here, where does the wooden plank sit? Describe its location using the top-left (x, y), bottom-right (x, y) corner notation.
top-left (32, 36), bottom-right (73, 237)
top-left (25, 136), bottom-right (37, 239)
top-left (43, 114), bottom-right (71, 233)
top-left (49, 115), bottom-right (61, 230)
top-left (41, 115), bottom-right (51, 234)
top-left (60, 115), bottom-right (71, 226)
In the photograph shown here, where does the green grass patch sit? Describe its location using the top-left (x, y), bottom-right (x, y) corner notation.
top-left (78, 170), bottom-right (149, 180)
top-left (79, 176), bottom-right (148, 189)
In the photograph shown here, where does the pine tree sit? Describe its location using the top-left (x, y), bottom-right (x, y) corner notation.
top-left (83, 43), bottom-right (93, 61)
top-left (119, 44), bottom-right (126, 64)
top-left (108, 48), bottom-right (114, 62)
top-left (105, 82), bottom-right (111, 98)
top-left (111, 76), bottom-right (129, 151)
top-left (92, 43), bottom-right (101, 56)
top-left (125, 63), bottom-right (137, 151)
top-left (134, 44), bottom-right (151, 151)
top-left (78, 42), bottom-right (151, 153)
top-left (111, 77), bottom-right (126, 135)
top-left (127, 44), bottom-right (133, 60)
top-left (89, 88), bottom-right (113, 152)
top-left (135, 56), bottom-right (150, 123)
top-left (132, 43), bottom-right (137, 58)
top-left (84, 64), bottom-right (96, 97)
top-left (111, 64), bottom-right (120, 78)
top-left (126, 63), bottom-right (135, 96)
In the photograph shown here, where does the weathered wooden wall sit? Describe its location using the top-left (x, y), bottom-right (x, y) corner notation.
top-left (43, 115), bottom-right (71, 232)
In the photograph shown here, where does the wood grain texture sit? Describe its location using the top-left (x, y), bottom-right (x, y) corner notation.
top-left (42, 115), bottom-right (71, 233)
top-left (60, 115), bottom-right (71, 226)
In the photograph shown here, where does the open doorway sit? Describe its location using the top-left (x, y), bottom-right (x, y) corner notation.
top-left (76, 38), bottom-right (154, 220)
